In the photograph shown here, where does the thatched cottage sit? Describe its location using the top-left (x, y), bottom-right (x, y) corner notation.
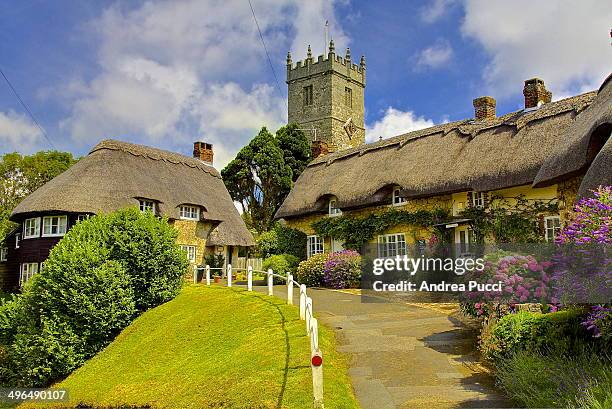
top-left (277, 60), bottom-right (611, 258)
top-left (0, 140), bottom-right (254, 291)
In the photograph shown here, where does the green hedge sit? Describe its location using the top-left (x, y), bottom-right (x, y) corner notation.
top-left (295, 254), bottom-right (326, 287)
top-left (256, 224), bottom-right (306, 260)
top-left (481, 308), bottom-right (588, 362)
top-left (262, 254), bottom-right (300, 284)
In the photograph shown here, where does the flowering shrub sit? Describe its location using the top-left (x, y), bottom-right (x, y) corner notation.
top-left (295, 253), bottom-right (326, 287)
top-left (322, 250), bottom-right (362, 289)
top-left (461, 251), bottom-right (553, 319)
top-left (556, 186), bottom-right (612, 340)
top-left (556, 186), bottom-right (611, 245)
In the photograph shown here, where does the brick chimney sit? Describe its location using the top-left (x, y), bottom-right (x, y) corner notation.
top-left (311, 140), bottom-right (329, 159)
top-left (473, 96), bottom-right (496, 120)
top-left (523, 78), bottom-right (552, 109)
top-left (193, 142), bottom-right (213, 165)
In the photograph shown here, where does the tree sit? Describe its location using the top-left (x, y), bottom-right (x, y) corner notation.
top-left (0, 151), bottom-right (76, 241)
top-left (222, 125), bottom-right (310, 233)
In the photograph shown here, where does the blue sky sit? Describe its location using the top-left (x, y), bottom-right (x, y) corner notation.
top-left (1, 0), bottom-right (610, 167)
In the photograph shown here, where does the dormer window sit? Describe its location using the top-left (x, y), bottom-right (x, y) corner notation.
top-left (471, 192), bottom-right (485, 208)
top-left (139, 200), bottom-right (155, 214)
top-left (180, 205), bottom-right (200, 221)
top-left (329, 199), bottom-right (341, 216)
top-left (392, 187), bottom-right (406, 206)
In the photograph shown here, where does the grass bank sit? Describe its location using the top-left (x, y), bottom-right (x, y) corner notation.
top-left (20, 285), bottom-right (358, 409)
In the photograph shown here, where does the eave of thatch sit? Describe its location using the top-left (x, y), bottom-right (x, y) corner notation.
top-left (11, 139), bottom-right (254, 247)
top-left (533, 73), bottom-right (612, 191)
top-left (276, 91), bottom-right (596, 219)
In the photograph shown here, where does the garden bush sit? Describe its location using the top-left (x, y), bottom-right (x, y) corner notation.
top-left (262, 254), bottom-right (300, 284)
top-left (295, 253), bottom-right (326, 287)
top-left (480, 308), bottom-right (588, 362)
top-left (496, 348), bottom-right (612, 409)
top-left (0, 208), bottom-right (188, 387)
top-left (256, 224), bottom-right (307, 260)
top-left (323, 250), bottom-right (362, 289)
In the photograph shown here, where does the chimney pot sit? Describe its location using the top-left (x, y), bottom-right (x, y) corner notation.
top-left (193, 141), bottom-right (213, 165)
top-left (523, 78), bottom-right (552, 109)
top-left (311, 140), bottom-right (329, 159)
top-left (473, 96), bottom-right (496, 120)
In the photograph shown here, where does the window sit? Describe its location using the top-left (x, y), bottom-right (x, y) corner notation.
top-left (329, 199), bottom-right (342, 216)
top-left (471, 192), bottom-right (485, 208)
top-left (20, 263), bottom-right (38, 286)
top-left (544, 216), bottom-right (561, 243)
top-left (180, 205), bottom-right (200, 221)
top-left (392, 187), bottom-right (406, 206)
top-left (23, 217), bottom-right (41, 239)
top-left (0, 247), bottom-right (7, 262)
top-left (307, 235), bottom-right (324, 258)
top-left (377, 233), bottom-right (407, 258)
top-left (180, 245), bottom-right (197, 263)
top-left (139, 200), bottom-right (155, 213)
top-left (42, 216), bottom-right (68, 237)
top-left (77, 214), bottom-right (91, 222)
top-left (15, 233), bottom-right (20, 249)
top-left (344, 87), bottom-right (352, 107)
top-left (303, 85), bottom-right (313, 106)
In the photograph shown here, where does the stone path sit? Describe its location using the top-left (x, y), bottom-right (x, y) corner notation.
top-left (252, 284), bottom-right (513, 409)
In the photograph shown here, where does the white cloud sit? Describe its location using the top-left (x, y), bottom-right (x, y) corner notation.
top-left (366, 107), bottom-right (434, 142)
top-left (58, 0), bottom-right (349, 168)
top-left (461, 0), bottom-right (612, 98)
top-left (421, 0), bottom-right (456, 23)
top-left (415, 39), bottom-right (453, 69)
top-left (0, 111), bottom-right (43, 153)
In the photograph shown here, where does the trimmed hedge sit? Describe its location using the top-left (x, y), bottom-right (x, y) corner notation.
top-left (481, 308), bottom-right (589, 362)
top-left (262, 254), bottom-right (300, 284)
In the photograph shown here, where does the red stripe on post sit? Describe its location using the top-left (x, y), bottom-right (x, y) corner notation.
top-left (311, 355), bottom-right (323, 367)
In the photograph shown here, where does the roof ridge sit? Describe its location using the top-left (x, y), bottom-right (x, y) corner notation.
top-left (309, 91), bottom-right (597, 166)
top-left (91, 139), bottom-right (220, 178)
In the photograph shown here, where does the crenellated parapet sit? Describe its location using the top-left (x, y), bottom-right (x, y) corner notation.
top-left (286, 41), bottom-right (366, 86)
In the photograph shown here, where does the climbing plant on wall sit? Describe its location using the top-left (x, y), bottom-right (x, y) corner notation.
top-left (459, 195), bottom-right (558, 243)
top-left (311, 208), bottom-right (449, 250)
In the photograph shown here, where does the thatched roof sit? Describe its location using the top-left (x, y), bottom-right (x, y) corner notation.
top-left (276, 91), bottom-right (597, 219)
top-left (534, 73), bottom-right (612, 196)
top-left (11, 140), bottom-right (254, 247)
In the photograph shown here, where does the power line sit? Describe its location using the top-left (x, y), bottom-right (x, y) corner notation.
top-left (0, 67), bottom-right (56, 150)
top-left (248, 0), bottom-right (287, 108)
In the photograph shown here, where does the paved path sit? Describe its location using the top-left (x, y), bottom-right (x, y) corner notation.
top-left (251, 284), bottom-right (512, 409)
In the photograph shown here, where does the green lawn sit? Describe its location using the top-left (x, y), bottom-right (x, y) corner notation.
top-left (21, 285), bottom-right (358, 409)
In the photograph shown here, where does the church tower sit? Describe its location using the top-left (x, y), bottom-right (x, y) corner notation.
top-left (286, 41), bottom-right (366, 153)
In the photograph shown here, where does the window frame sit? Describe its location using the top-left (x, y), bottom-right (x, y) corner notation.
top-left (344, 87), bottom-right (352, 107)
top-left (15, 233), bottom-right (20, 249)
top-left (20, 262), bottom-right (39, 287)
top-left (544, 216), bottom-right (561, 243)
top-left (77, 214), bottom-right (91, 223)
top-left (42, 215), bottom-right (68, 237)
top-left (392, 187), bottom-right (407, 206)
top-left (471, 191), bottom-right (485, 208)
top-left (329, 199), bottom-right (342, 217)
top-left (377, 233), bottom-right (407, 258)
top-left (0, 247), bottom-right (7, 262)
top-left (179, 205), bottom-right (200, 221)
top-left (139, 200), bottom-right (155, 214)
top-left (23, 217), bottom-right (41, 239)
top-left (303, 85), bottom-right (314, 106)
top-left (307, 235), bottom-right (324, 258)
top-left (180, 245), bottom-right (197, 263)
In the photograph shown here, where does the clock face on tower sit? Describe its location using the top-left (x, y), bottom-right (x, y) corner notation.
top-left (343, 118), bottom-right (356, 139)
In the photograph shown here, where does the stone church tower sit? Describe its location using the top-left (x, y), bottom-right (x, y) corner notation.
top-left (286, 41), bottom-right (366, 154)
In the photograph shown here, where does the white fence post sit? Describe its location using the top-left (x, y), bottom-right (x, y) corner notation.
top-left (287, 273), bottom-right (294, 305)
top-left (227, 264), bottom-right (232, 287)
top-left (311, 318), bottom-right (324, 409)
top-left (267, 268), bottom-right (273, 296)
top-left (299, 284), bottom-right (306, 320)
top-left (247, 265), bottom-right (253, 291)
top-left (205, 265), bottom-right (211, 286)
top-left (193, 265), bottom-right (197, 284)
top-left (305, 296), bottom-right (313, 335)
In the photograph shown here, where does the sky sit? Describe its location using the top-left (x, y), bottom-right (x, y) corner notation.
top-left (1, 0), bottom-right (611, 168)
